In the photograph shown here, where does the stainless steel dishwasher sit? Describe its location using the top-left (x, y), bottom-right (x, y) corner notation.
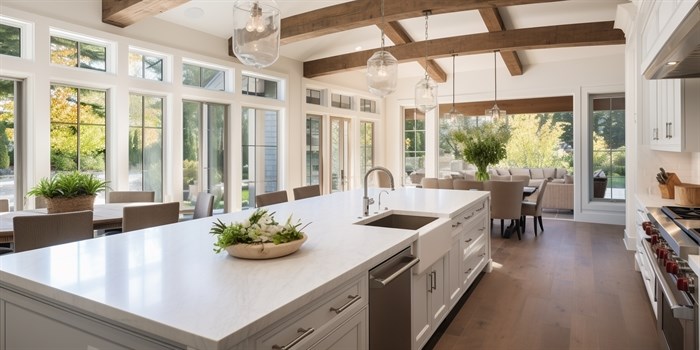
top-left (369, 247), bottom-right (420, 349)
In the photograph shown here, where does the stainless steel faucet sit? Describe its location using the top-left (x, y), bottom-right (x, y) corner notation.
top-left (363, 166), bottom-right (395, 216)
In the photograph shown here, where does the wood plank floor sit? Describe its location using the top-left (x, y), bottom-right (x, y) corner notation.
top-left (429, 218), bottom-right (659, 350)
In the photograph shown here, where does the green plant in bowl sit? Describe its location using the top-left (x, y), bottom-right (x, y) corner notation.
top-left (451, 122), bottom-right (511, 181)
top-left (27, 171), bottom-right (109, 198)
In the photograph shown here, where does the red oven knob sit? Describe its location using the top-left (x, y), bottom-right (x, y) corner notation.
top-left (645, 225), bottom-right (653, 236)
top-left (677, 277), bottom-right (689, 292)
top-left (666, 260), bottom-right (679, 274)
top-left (657, 248), bottom-right (668, 260)
top-left (651, 234), bottom-right (659, 245)
top-left (642, 221), bottom-right (651, 229)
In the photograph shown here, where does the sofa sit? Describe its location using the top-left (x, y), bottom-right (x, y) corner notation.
top-left (489, 167), bottom-right (573, 211)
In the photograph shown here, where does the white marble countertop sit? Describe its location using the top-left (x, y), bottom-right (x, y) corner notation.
top-left (0, 188), bottom-right (488, 350)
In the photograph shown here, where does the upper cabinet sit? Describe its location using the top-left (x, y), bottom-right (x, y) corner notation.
top-left (644, 78), bottom-right (700, 152)
top-left (639, 0), bottom-right (698, 74)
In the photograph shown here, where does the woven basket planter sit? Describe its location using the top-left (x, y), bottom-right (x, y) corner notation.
top-left (45, 195), bottom-right (96, 214)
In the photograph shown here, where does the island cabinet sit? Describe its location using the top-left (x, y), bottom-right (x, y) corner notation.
top-left (235, 273), bottom-right (368, 350)
top-left (412, 197), bottom-right (491, 350)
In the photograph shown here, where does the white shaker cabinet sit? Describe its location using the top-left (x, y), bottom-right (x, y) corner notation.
top-left (639, 0), bottom-right (698, 74)
top-left (412, 256), bottom-right (448, 350)
top-left (645, 78), bottom-right (700, 152)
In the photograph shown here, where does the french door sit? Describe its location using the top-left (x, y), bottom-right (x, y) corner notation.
top-left (330, 117), bottom-right (350, 192)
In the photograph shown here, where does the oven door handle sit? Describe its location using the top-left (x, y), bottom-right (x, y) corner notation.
top-left (642, 240), bottom-right (695, 320)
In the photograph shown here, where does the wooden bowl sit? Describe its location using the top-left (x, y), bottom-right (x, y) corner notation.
top-left (225, 234), bottom-right (307, 259)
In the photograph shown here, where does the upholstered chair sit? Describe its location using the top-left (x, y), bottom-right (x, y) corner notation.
top-left (484, 180), bottom-right (525, 240)
top-left (521, 178), bottom-right (550, 236)
top-left (256, 190), bottom-right (289, 207)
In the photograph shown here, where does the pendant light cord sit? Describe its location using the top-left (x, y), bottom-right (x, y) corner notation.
top-left (380, 0), bottom-right (385, 51)
top-left (424, 11), bottom-right (430, 80)
top-left (493, 51), bottom-right (497, 104)
top-left (452, 55), bottom-right (456, 108)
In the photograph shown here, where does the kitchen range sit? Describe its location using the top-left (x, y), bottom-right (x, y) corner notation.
top-left (641, 205), bottom-right (700, 350)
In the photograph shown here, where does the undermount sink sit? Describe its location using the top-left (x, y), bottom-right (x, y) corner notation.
top-left (358, 213), bottom-right (438, 230)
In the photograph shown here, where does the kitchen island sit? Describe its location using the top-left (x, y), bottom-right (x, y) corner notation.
top-left (0, 188), bottom-right (489, 350)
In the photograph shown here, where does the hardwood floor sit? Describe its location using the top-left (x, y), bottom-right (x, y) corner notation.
top-left (429, 218), bottom-right (659, 350)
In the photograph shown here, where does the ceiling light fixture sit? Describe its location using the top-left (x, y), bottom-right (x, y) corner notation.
top-left (232, 0), bottom-right (280, 69)
top-left (415, 11), bottom-right (437, 113)
top-left (666, 61), bottom-right (679, 66)
top-left (366, 0), bottom-right (398, 97)
top-left (443, 54), bottom-right (463, 122)
top-left (485, 51), bottom-right (506, 121)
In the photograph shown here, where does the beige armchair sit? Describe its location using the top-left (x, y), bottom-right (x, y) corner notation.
top-left (453, 180), bottom-right (484, 190)
top-left (484, 180), bottom-right (525, 240)
top-left (421, 178), bottom-right (439, 189)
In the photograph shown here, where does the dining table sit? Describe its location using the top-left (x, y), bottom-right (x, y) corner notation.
top-left (0, 202), bottom-right (154, 244)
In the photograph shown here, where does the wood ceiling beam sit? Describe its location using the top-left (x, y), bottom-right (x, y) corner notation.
top-left (304, 21), bottom-right (625, 78)
top-left (478, 7), bottom-right (523, 76)
top-left (280, 0), bottom-right (565, 45)
top-left (103, 0), bottom-right (189, 28)
top-left (379, 21), bottom-right (447, 83)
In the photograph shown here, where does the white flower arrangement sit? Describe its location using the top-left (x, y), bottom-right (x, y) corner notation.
top-left (210, 208), bottom-right (308, 253)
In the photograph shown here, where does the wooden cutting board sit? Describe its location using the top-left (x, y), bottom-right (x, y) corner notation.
top-left (675, 184), bottom-right (700, 206)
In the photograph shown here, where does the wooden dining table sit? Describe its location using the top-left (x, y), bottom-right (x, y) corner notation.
top-left (0, 203), bottom-right (154, 244)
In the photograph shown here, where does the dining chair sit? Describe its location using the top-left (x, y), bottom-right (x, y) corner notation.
top-left (521, 178), bottom-right (550, 236)
top-left (293, 185), bottom-right (321, 200)
top-left (108, 191), bottom-right (155, 203)
top-left (489, 174), bottom-right (511, 181)
top-left (193, 192), bottom-right (215, 219)
top-left (421, 178), bottom-right (439, 189)
top-left (453, 180), bottom-right (484, 190)
top-left (484, 180), bottom-right (525, 240)
top-left (438, 178), bottom-right (454, 189)
top-left (0, 199), bottom-right (9, 212)
top-left (256, 190), bottom-right (289, 207)
top-left (13, 210), bottom-right (94, 253)
top-left (122, 202), bottom-right (180, 232)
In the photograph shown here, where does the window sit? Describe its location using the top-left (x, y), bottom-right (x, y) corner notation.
top-left (305, 115), bottom-right (321, 185)
top-left (129, 93), bottom-right (163, 201)
top-left (182, 62), bottom-right (225, 91)
top-left (360, 98), bottom-right (376, 113)
top-left (242, 107), bottom-right (279, 209)
top-left (128, 49), bottom-right (164, 81)
top-left (242, 75), bottom-right (278, 99)
top-left (0, 22), bottom-right (21, 57)
top-left (182, 100), bottom-right (226, 211)
top-left (50, 84), bottom-right (107, 202)
top-left (50, 35), bottom-right (106, 71)
top-left (591, 95), bottom-right (625, 201)
top-left (306, 89), bottom-right (321, 105)
top-left (404, 109), bottom-right (425, 185)
top-left (331, 93), bottom-right (352, 109)
top-left (0, 78), bottom-right (20, 209)
top-left (360, 121), bottom-right (374, 176)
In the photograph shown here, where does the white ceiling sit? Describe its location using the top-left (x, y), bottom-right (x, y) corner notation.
top-left (155, 0), bottom-right (629, 78)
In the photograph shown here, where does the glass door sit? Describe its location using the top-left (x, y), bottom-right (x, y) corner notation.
top-left (330, 117), bottom-right (350, 192)
top-left (0, 78), bottom-right (19, 210)
top-left (305, 115), bottom-right (322, 186)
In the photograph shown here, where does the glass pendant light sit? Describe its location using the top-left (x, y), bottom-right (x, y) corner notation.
top-left (415, 11), bottom-right (437, 113)
top-left (443, 54), bottom-right (463, 122)
top-left (366, 0), bottom-right (398, 96)
top-left (485, 51), bottom-right (506, 121)
top-left (232, 0), bottom-right (281, 69)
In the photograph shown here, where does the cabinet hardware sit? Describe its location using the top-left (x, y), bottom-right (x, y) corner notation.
top-left (464, 238), bottom-right (473, 243)
top-left (476, 205), bottom-right (484, 212)
top-left (479, 253), bottom-right (486, 257)
top-left (463, 213), bottom-right (474, 220)
top-left (430, 271), bottom-right (437, 291)
top-left (329, 294), bottom-right (361, 314)
top-left (452, 222), bottom-right (462, 228)
top-left (668, 122), bottom-right (673, 138)
top-left (465, 267), bottom-right (473, 274)
top-left (478, 227), bottom-right (485, 232)
top-left (272, 327), bottom-right (315, 350)
top-left (427, 272), bottom-right (433, 293)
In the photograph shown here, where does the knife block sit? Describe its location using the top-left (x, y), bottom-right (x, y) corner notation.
top-left (659, 173), bottom-right (681, 199)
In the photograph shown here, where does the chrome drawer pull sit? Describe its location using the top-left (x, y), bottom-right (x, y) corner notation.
top-left (476, 206), bottom-right (484, 212)
top-left (478, 227), bottom-right (485, 231)
top-left (272, 327), bottom-right (315, 350)
top-left (329, 294), bottom-right (361, 315)
top-left (452, 221), bottom-right (462, 228)
top-left (464, 238), bottom-right (473, 243)
top-left (464, 267), bottom-right (473, 274)
top-left (479, 253), bottom-right (486, 257)
top-left (463, 213), bottom-right (474, 220)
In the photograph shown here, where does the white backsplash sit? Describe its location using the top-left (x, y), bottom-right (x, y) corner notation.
top-left (637, 146), bottom-right (700, 196)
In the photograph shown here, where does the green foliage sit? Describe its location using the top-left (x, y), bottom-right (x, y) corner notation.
top-left (210, 209), bottom-right (307, 253)
top-left (0, 124), bottom-right (9, 169)
top-left (452, 123), bottom-right (511, 181)
top-left (27, 171), bottom-right (108, 198)
top-left (183, 159), bottom-right (198, 186)
top-left (502, 114), bottom-right (569, 169)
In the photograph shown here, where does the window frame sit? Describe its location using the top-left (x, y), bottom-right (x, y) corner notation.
top-left (128, 46), bottom-right (170, 82)
top-left (0, 16), bottom-right (34, 60)
top-left (49, 28), bottom-right (114, 73)
top-left (241, 74), bottom-right (279, 99)
top-left (128, 92), bottom-right (164, 201)
top-left (181, 59), bottom-right (232, 92)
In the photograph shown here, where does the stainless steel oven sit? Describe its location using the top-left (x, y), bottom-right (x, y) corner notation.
top-left (644, 206), bottom-right (700, 350)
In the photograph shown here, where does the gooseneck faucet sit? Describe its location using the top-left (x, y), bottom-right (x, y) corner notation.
top-left (363, 166), bottom-right (395, 216)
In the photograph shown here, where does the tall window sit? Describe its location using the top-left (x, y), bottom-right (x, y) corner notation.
top-left (0, 78), bottom-right (19, 209)
top-left (241, 75), bottom-right (278, 99)
top-left (305, 115), bottom-right (321, 185)
top-left (50, 35), bottom-right (106, 71)
top-left (242, 107), bottom-right (279, 208)
top-left (129, 93), bottom-right (163, 201)
top-left (591, 94), bottom-right (625, 201)
top-left (182, 62), bottom-right (225, 91)
top-left (360, 121), bottom-right (374, 176)
top-left (0, 22), bottom-right (21, 57)
top-left (331, 93), bottom-right (352, 109)
top-left (128, 49), bottom-right (164, 81)
top-left (404, 109), bottom-right (425, 185)
top-left (50, 84), bottom-right (107, 202)
top-left (306, 89), bottom-right (321, 105)
top-left (182, 101), bottom-right (226, 211)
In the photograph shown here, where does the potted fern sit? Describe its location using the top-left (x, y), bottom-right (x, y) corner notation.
top-left (27, 171), bottom-right (109, 213)
top-left (451, 122), bottom-right (511, 181)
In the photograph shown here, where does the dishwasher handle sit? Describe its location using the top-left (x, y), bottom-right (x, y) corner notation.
top-left (369, 256), bottom-right (419, 288)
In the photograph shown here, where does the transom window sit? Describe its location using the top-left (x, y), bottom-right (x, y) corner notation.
top-left (360, 98), bottom-right (377, 113)
top-left (331, 93), bottom-right (352, 109)
top-left (0, 22), bottom-right (21, 57)
top-left (182, 62), bottom-right (225, 91)
top-left (306, 89), bottom-right (322, 105)
top-left (128, 48), bottom-right (164, 81)
top-left (242, 75), bottom-right (278, 99)
top-left (50, 34), bottom-right (107, 72)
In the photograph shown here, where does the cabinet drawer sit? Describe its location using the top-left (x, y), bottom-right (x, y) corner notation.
top-left (462, 216), bottom-right (488, 249)
top-left (252, 275), bottom-right (367, 350)
top-left (450, 199), bottom-right (488, 237)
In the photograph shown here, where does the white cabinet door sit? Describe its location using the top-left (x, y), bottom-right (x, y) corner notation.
top-left (310, 307), bottom-right (367, 350)
top-left (447, 235), bottom-right (463, 308)
top-left (412, 268), bottom-right (431, 349)
top-left (429, 256), bottom-right (448, 326)
top-left (649, 79), bottom-right (700, 152)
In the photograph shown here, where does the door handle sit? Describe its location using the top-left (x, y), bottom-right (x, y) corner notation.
top-left (370, 256), bottom-right (419, 288)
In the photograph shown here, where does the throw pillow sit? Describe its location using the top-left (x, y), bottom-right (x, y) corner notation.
top-left (564, 174), bottom-right (574, 184)
top-left (530, 168), bottom-right (545, 179)
top-left (510, 168), bottom-right (530, 177)
top-left (543, 168), bottom-right (556, 179)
